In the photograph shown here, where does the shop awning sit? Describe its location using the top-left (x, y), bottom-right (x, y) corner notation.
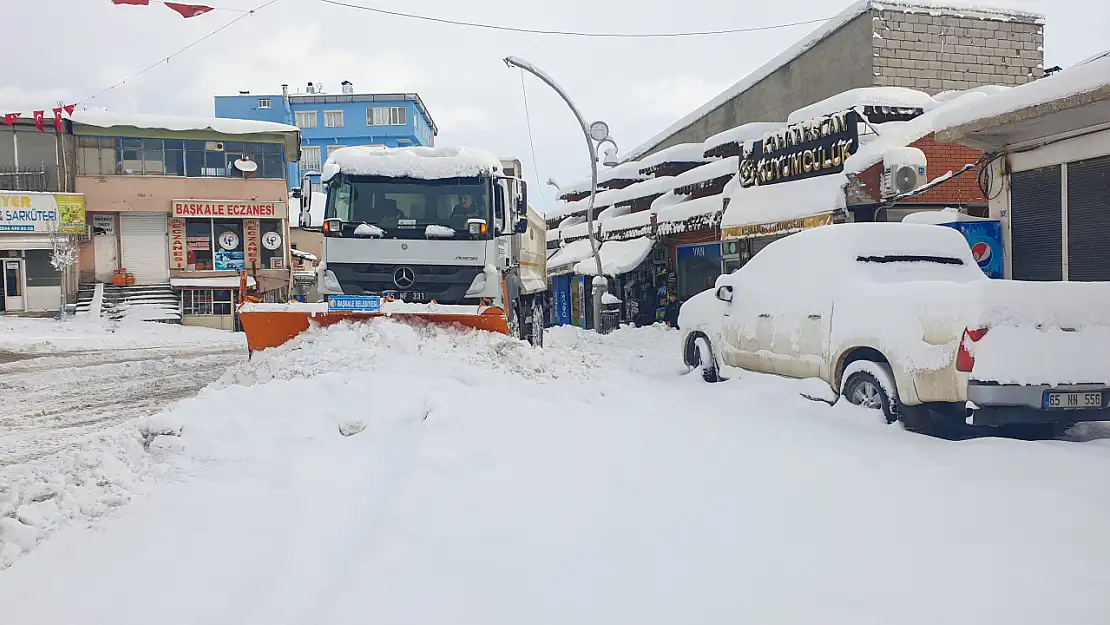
top-left (170, 276), bottom-right (257, 288)
top-left (574, 237), bottom-right (654, 277)
top-left (720, 173), bottom-right (847, 240)
top-left (547, 238), bottom-right (596, 273)
top-left (0, 234), bottom-right (54, 250)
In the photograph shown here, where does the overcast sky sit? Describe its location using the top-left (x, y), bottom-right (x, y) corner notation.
top-left (4, 0), bottom-right (1105, 211)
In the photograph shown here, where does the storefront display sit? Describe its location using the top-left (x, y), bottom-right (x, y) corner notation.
top-left (676, 242), bottom-right (722, 300)
top-left (0, 191), bottom-right (86, 312)
top-left (172, 200), bottom-right (287, 272)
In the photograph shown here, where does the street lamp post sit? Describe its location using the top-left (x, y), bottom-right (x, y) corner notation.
top-left (504, 55), bottom-right (615, 333)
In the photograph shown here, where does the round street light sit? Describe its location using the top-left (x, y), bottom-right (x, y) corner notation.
top-left (588, 121), bottom-right (610, 142)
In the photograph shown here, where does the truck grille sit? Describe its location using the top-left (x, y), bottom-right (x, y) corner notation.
top-left (327, 263), bottom-right (483, 302)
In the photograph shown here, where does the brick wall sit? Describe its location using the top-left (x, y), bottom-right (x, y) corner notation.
top-left (872, 9), bottom-right (1044, 92)
top-left (852, 133), bottom-right (987, 205)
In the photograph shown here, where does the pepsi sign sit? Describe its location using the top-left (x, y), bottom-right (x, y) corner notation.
top-left (945, 220), bottom-right (1005, 279)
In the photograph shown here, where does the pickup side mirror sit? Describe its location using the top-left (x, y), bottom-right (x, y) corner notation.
top-left (715, 285), bottom-right (734, 303)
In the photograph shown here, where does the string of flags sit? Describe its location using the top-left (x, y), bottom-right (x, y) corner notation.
top-left (111, 0), bottom-right (216, 19)
top-left (2, 105), bottom-right (78, 132)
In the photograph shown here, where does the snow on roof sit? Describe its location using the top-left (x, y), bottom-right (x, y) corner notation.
top-left (71, 110), bottom-right (297, 135)
top-left (321, 146), bottom-right (501, 182)
top-left (555, 160), bottom-right (648, 201)
top-left (702, 122), bottom-right (786, 155)
top-left (625, 0), bottom-right (1043, 161)
top-left (671, 156), bottom-right (739, 190)
top-left (600, 209), bottom-right (653, 235)
top-left (170, 276), bottom-right (257, 288)
top-left (844, 91), bottom-right (990, 175)
top-left (636, 143), bottom-right (710, 172)
top-left (931, 85), bottom-right (1011, 104)
top-left (786, 87), bottom-right (935, 124)
top-left (656, 193), bottom-right (725, 225)
top-left (289, 191), bottom-right (328, 228)
top-left (574, 237), bottom-right (655, 276)
top-left (547, 238), bottom-right (595, 269)
top-left (934, 53), bottom-right (1110, 132)
top-left (721, 173), bottom-right (848, 229)
top-left (604, 175), bottom-right (682, 207)
top-left (901, 207), bottom-right (993, 224)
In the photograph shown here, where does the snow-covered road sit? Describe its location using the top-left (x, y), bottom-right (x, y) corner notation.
top-left (2, 320), bottom-right (1110, 624)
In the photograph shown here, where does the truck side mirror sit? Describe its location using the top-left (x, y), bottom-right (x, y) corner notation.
top-left (513, 216), bottom-right (528, 234)
top-left (292, 186), bottom-right (303, 200)
top-left (518, 179), bottom-right (528, 214)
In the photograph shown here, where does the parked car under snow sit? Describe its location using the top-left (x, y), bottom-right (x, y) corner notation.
top-left (679, 223), bottom-right (1110, 438)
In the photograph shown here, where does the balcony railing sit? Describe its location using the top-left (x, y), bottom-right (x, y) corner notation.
top-left (0, 164), bottom-right (55, 192)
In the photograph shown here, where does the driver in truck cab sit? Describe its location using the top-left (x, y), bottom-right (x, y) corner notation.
top-left (451, 194), bottom-right (482, 225)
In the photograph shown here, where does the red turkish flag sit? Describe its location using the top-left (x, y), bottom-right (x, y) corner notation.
top-left (33, 110), bottom-right (45, 132)
top-left (63, 104), bottom-right (76, 116)
top-left (52, 108), bottom-right (64, 132)
top-left (2, 113), bottom-right (20, 126)
top-left (164, 2), bottom-right (213, 18)
top-left (111, 0), bottom-right (151, 5)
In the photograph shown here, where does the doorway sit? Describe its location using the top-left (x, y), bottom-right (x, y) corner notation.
top-left (3, 259), bottom-right (25, 312)
top-left (94, 232), bottom-right (119, 283)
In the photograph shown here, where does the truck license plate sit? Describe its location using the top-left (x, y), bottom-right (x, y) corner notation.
top-left (1044, 391), bottom-right (1102, 410)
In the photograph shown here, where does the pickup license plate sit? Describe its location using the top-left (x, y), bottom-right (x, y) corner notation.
top-left (1044, 391), bottom-right (1103, 410)
top-left (328, 295), bottom-right (381, 312)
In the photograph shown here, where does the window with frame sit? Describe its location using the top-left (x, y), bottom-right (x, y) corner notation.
top-left (367, 106), bottom-right (406, 126)
top-left (260, 219), bottom-right (285, 269)
top-left (185, 219), bottom-right (214, 270)
top-left (301, 146), bottom-right (322, 171)
top-left (324, 111), bottom-right (344, 128)
top-left (79, 136), bottom-right (283, 178)
top-left (24, 249), bottom-right (60, 287)
top-left (181, 289), bottom-right (234, 316)
top-left (295, 111), bottom-right (318, 129)
top-left (258, 98), bottom-right (272, 109)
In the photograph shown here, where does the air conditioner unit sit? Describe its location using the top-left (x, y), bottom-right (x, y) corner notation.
top-left (205, 141), bottom-right (225, 152)
top-left (77, 226), bottom-right (92, 242)
top-left (881, 147), bottom-right (927, 198)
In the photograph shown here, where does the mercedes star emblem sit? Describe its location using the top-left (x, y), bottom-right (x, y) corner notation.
top-left (393, 266), bottom-right (416, 289)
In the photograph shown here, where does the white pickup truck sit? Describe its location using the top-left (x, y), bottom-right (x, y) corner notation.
top-left (679, 222), bottom-right (1110, 438)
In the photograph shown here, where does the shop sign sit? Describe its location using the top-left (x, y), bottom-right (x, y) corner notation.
top-left (0, 191), bottom-right (86, 234)
top-left (261, 231), bottom-right (282, 251)
top-left (677, 242), bottom-right (721, 261)
top-left (187, 236), bottom-right (210, 251)
top-left (92, 213), bottom-right (115, 235)
top-left (171, 200), bottom-right (286, 219)
top-left (218, 230), bottom-right (240, 251)
top-left (169, 218), bottom-right (187, 269)
top-left (244, 219), bottom-right (261, 264)
top-left (739, 111), bottom-right (859, 188)
top-left (721, 212), bottom-right (835, 240)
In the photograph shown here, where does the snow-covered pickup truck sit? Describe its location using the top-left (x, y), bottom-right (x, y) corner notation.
top-left (679, 222), bottom-right (1110, 438)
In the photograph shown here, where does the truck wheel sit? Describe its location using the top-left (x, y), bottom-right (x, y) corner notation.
top-left (508, 303), bottom-right (525, 341)
top-left (530, 299), bottom-right (544, 348)
top-left (842, 366), bottom-right (898, 424)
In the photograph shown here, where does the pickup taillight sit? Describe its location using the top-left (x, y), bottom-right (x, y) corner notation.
top-left (955, 327), bottom-right (989, 372)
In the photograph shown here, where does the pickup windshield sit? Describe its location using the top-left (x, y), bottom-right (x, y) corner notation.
top-left (325, 176), bottom-right (491, 239)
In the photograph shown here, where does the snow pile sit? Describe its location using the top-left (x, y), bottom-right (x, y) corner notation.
top-left (70, 110), bottom-right (297, 134)
top-left (934, 52), bottom-right (1110, 131)
top-left (601, 292), bottom-right (622, 305)
top-left (425, 225), bottom-right (456, 238)
top-left (0, 317), bottom-right (243, 354)
top-left (353, 223), bottom-right (385, 237)
top-left (291, 248), bottom-right (318, 263)
top-left (970, 325), bottom-right (1110, 385)
top-left (574, 237), bottom-right (654, 277)
top-left (721, 173), bottom-right (848, 229)
top-left (931, 85), bottom-right (1011, 104)
top-left (787, 87), bottom-right (935, 123)
top-left (321, 146), bottom-right (501, 183)
top-left (290, 191), bottom-right (328, 228)
top-left (901, 207), bottom-right (991, 224)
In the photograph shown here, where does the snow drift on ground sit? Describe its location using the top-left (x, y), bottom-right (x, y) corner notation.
top-left (0, 316), bottom-right (244, 354)
top-left (3, 319), bottom-right (1110, 625)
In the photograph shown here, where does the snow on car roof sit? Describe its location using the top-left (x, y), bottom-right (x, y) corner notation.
top-left (624, 0), bottom-right (1043, 161)
top-left (786, 87), bottom-right (935, 124)
top-left (933, 52), bottom-right (1110, 132)
top-left (70, 110), bottom-right (297, 134)
top-left (321, 146), bottom-right (502, 182)
top-left (721, 173), bottom-right (848, 229)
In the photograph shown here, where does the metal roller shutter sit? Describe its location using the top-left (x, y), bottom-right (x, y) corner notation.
top-left (120, 213), bottom-right (169, 285)
top-left (1010, 165), bottom-right (1063, 281)
top-left (1066, 155), bottom-right (1110, 282)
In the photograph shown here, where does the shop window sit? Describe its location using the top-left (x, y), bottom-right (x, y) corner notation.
top-left (79, 136), bottom-right (284, 179)
top-left (262, 143), bottom-right (284, 180)
top-left (186, 219), bottom-right (214, 270)
top-left (213, 221), bottom-right (245, 271)
top-left (24, 250), bottom-right (60, 287)
top-left (260, 219), bottom-right (285, 269)
top-left (182, 289), bottom-right (234, 315)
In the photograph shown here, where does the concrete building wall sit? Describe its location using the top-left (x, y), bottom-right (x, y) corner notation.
top-left (872, 9), bottom-right (1044, 92)
top-left (649, 12), bottom-right (876, 155)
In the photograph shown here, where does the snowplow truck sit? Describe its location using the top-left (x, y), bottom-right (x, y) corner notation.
top-left (237, 147), bottom-right (547, 353)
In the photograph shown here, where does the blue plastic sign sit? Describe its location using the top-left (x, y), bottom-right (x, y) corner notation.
top-left (328, 295), bottom-right (382, 312)
top-left (945, 220), bottom-right (1005, 279)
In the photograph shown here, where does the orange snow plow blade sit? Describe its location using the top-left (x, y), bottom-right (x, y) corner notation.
top-left (237, 303), bottom-right (510, 353)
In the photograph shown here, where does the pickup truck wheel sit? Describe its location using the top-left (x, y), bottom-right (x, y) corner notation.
top-left (843, 369), bottom-right (898, 424)
top-left (693, 336), bottom-right (721, 383)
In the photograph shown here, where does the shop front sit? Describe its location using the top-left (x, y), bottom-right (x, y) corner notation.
top-left (675, 242), bottom-right (722, 300)
top-left (0, 191), bottom-right (86, 313)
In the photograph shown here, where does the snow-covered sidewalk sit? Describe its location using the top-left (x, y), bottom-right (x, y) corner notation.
top-left (2, 321), bottom-right (1110, 624)
top-left (0, 316), bottom-right (243, 355)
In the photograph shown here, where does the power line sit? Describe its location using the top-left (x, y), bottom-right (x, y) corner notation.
top-left (518, 70), bottom-right (545, 200)
top-left (318, 0), bottom-right (833, 38)
top-left (79, 0), bottom-right (282, 105)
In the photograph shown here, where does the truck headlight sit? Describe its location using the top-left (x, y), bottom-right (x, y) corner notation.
top-left (319, 269), bottom-right (344, 294)
top-left (464, 272), bottom-right (488, 297)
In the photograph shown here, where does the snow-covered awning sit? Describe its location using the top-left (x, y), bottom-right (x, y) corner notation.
top-left (702, 122), bottom-right (786, 158)
top-left (574, 237), bottom-right (655, 277)
top-left (170, 276), bottom-right (257, 289)
top-left (547, 238), bottom-right (596, 272)
top-left (786, 87), bottom-right (935, 124)
top-left (670, 156), bottom-right (739, 193)
top-left (721, 173), bottom-right (847, 239)
top-left (636, 143), bottom-right (710, 174)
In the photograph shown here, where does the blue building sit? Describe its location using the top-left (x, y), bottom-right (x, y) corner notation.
top-left (214, 81), bottom-right (438, 192)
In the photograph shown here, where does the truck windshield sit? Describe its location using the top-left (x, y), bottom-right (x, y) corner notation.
top-left (325, 176), bottom-right (490, 239)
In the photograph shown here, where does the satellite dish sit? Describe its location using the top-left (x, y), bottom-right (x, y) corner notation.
top-left (234, 158), bottom-right (258, 173)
